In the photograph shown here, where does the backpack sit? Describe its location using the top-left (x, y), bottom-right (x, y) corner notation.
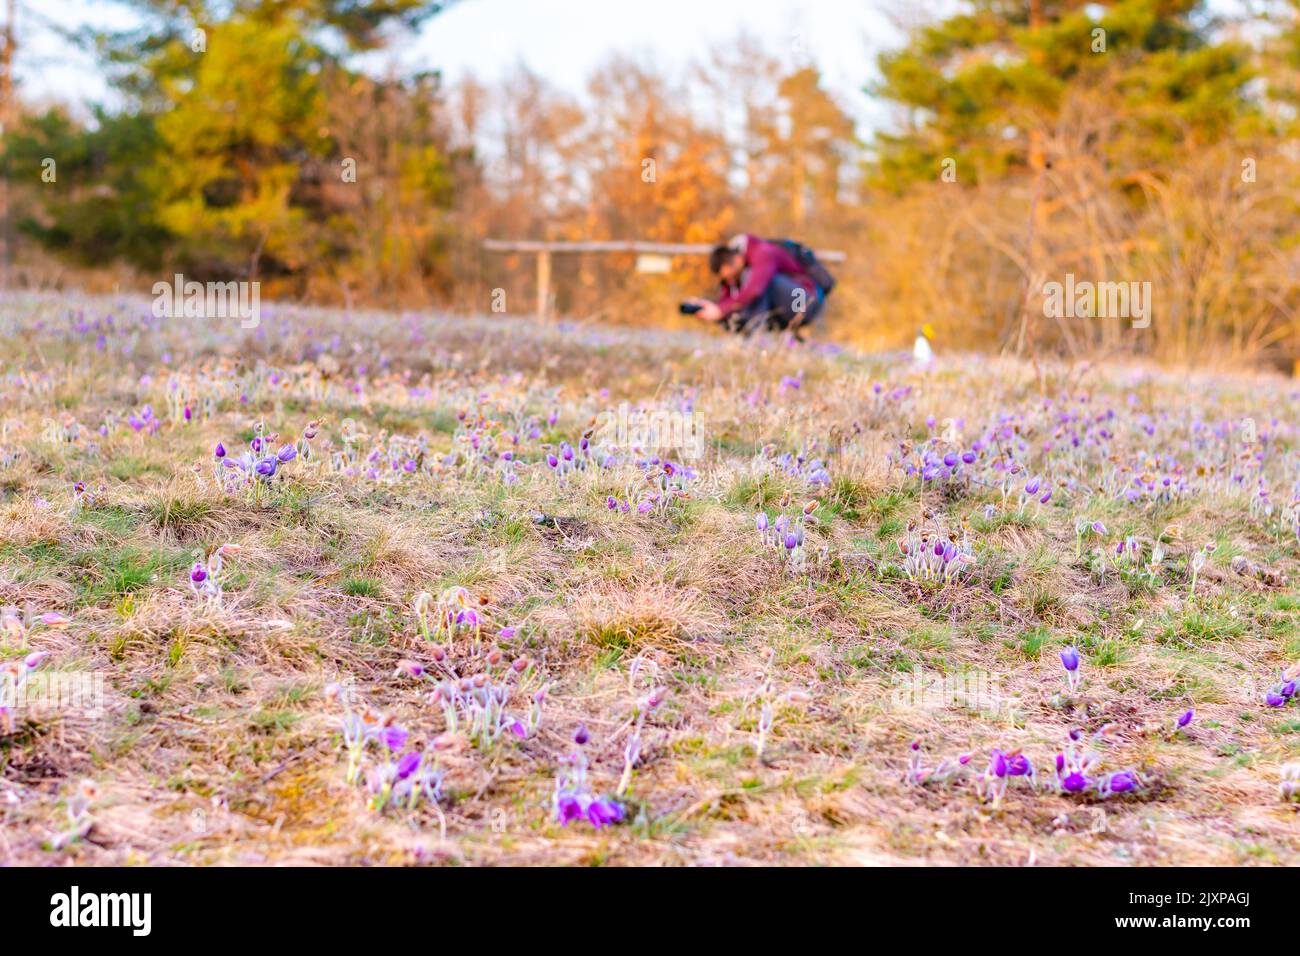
top-left (775, 238), bottom-right (836, 295)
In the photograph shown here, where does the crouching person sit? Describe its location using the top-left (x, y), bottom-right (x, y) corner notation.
top-left (684, 233), bottom-right (834, 339)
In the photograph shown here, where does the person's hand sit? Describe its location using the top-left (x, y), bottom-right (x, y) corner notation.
top-left (695, 301), bottom-right (722, 322)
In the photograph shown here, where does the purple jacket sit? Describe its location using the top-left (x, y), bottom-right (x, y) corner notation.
top-left (716, 234), bottom-right (817, 318)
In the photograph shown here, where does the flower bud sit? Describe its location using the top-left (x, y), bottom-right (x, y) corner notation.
top-left (395, 659), bottom-right (424, 678)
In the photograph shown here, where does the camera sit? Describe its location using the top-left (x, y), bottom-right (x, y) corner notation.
top-left (679, 302), bottom-right (703, 315)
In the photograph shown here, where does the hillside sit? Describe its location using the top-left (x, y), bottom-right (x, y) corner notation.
top-left (1, 294), bottom-right (1298, 865)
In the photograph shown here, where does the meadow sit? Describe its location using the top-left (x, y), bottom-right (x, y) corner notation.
top-left (1, 293), bottom-right (1298, 866)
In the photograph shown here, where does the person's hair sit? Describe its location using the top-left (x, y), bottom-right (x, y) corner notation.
top-left (709, 244), bottom-right (738, 274)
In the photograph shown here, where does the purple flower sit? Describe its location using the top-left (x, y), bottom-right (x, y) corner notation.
top-left (23, 651), bottom-right (50, 670)
top-left (1061, 772), bottom-right (1089, 793)
top-left (1106, 771), bottom-right (1137, 794)
top-left (586, 797), bottom-right (624, 828)
top-left (380, 725), bottom-right (409, 751)
top-left (1007, 754), bottom-right (1032, 777)
top-left (1024, 477), bottom-right (1040, 496)
top-left (1060, 646), bottom-right (1080, 672)
top-left (961, 450), bottom-right (976, 464)
top-left (1091, 520), bottom-right (1106, 535)
top-left (573, 724), bottom-right (590, 746)
top-left (784, 532), bottom-right (798, 550)
top-left (546, 454), bottom-right (559, 469)
top-left (395, 751), bottom-right (421, 780)
top-left (755, 512), bottom-right (769, 532)
top-left (1266, 692), bottom-right (1287, 707)
top-left (214, 442), bottom-right (226, 459)
top-left (1177, 709), bottom-right (1194, 728)
top-left (990, 750), bottom-right (1008, 778)
top-left (276, 444), bottom-right (297, 463)
top-left (943, 452), bottom-right (957, 468)
top-left (254, 456), bottom-right (278, 479)
top-left (556, 793), bottom-right (584, 825)
top-left (190, 562), bottom-right (207, 584)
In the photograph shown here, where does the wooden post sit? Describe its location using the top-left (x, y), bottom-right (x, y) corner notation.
top-left (536, 250), bottom-right (551, 322)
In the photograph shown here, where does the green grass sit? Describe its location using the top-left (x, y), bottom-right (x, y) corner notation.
top-left (1156, 607), bottom-right (1247, 647)
top-left (73, 545), bottom-right (187, 603)
top-left (340, 577), bottom-right (382, 598)
top-left (1014, 626), bottom-right (1053, 660)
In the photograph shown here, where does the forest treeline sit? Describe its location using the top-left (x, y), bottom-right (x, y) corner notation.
top-left (4, 0), bottom-right (1299, 365)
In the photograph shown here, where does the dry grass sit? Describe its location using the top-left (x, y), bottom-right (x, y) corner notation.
top-left (0, 292), bottom-right (1297, 866)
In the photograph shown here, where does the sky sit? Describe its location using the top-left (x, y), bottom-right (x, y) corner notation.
top-left (13, 0), bottom-right (907, 131)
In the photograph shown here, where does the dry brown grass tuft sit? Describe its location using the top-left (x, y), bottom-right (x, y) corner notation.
top-left (568, 581), bottom-right (718, 657)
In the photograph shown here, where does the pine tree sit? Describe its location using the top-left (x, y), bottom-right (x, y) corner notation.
top-left (871, 0), bottom-right (1255, 189)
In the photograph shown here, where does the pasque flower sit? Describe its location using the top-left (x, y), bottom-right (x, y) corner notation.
top-left (1060, 646), bottom-right (1081, 692)
top-left (586, 796), bottom-right (624, 827)
top-left (1099, 770), bottom-right (1137, 797)
top-left (554, 730), bottom-right (624, 830)
top-left (1061, 771), bottom-right (1089, 793)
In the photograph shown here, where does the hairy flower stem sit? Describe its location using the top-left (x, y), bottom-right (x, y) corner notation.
top-left (618, 707), bottom-right (649, 797)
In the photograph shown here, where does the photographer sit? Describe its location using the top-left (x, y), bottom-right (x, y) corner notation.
top-left (682, 233), bottom-right (834, 338)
